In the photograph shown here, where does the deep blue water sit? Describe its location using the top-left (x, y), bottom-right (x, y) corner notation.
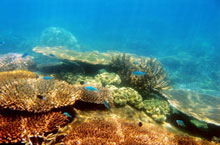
top-left (0, 0), bottom-right (220, 94)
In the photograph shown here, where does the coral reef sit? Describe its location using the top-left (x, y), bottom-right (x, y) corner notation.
top-left (0, 111), bottom-right (68, 144)
top-left (79, 85), bottom-right (113, 105)
top-left (0, 70), bottom-right (81, 113)
top-left (143, 98), bottom-right (170, 123)
top-left (0, 53), bottom-right (36, 72)
top-left (33, 46), bottom-right (116, 65)
top-left (161, 89), bottom-right (220, 126)
top-left (95, 71), bottom-right (121, 86)
top-left (63, 118), bottom-right (213, 145)
top-left (40, 27), bottom-right (80, 50)
top-left (110, 86), bottom-right (143, 109)
top-left (111, 53), bottom-right (170, 95)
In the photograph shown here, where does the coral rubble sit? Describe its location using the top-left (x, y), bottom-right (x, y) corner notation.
top-left (111, 53), bottom-right (170, 95)
top-left (0, 53), bottom-right (36, 72)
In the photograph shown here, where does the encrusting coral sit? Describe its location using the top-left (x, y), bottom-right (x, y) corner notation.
top-left (110, 86), bottom-right (143, 109)
top-left (0, 70), bottom-right (81, 113)
top-left (111, 53), bottom-right (170, 95)
top-left (143, 98), bottom-right (170, 123)
top-left (0, 110), bottom-right (69, 144)
top-left (0, 53), bottom-right (36, 72)
top-left (62, 118), bottom-right (213, 145)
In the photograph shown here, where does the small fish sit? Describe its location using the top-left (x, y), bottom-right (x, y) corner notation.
top-left (36, 95), bottom-right (46, 100)
top-left (22, 53), bottom-right (28, 58)
top-left (43, 76), bottom-right (53, 80)
top-left (80, 81), bottom-right (85, 85)
top-left (138, 122), bottom-right (143, 127)
top-left (84, 86), bottom-right (99, 91)
top-left (176, 120), bottom-right (185, 127)
top-left (49, 54), bottom-right (55, 57)
top-left (63, 112), bottom-right (72, 118)
top-left (133, 71), bottom-right (146, 76)
top-left (104, 99), bottom-right (110, 109)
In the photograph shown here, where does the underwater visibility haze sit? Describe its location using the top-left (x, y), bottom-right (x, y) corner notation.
top-left (0, 0), bottom-right (220, 144)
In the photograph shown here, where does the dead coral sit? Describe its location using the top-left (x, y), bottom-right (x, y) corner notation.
top-left (0, 70), bottom-right (81, 113)
top-left (111, 53), bottom-right (169, 95)
top-left (0, 53), bottom-right (36, 72)
top-left (0, 111), bottom-right (68, 144)
top-left (63, 118), bottom-right (212, 145)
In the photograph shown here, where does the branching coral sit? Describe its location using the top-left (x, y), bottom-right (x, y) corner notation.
top-left (0, 70), bottom-right (81, 113)
top-left (63, 118), bottom-right (212, 145)
top-left (0, 111), bottom-right (68, 144)
top-left (111, 53), bottom-right (170, 95)
top-left (0, 53), bottom-right (36, 72)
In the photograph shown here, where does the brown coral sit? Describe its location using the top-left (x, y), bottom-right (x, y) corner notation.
top-left (111, 53), bottom-right (169, 95)
top-left (80, 85), bottom-right (113, 104)
top-left (0, 70), bottom-right (81, 113)
top-left (0, 110), bottom-right (69, 144)
top-left (63, 118), bottom-right (213, 145)
top-left (0, 53), bottom-right (36, 72)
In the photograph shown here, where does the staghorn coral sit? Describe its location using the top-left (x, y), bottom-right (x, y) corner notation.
top-left (143, 98), bottom-right (170, 123)
top-left (63, 118), bottom-right (213, 145)
top-left (111, 53), bottom-right (170, 95)
top-left (0, 53), bottom-right (36, 72)
top-left (0, 70), bottom-right (81, 113)
top-left (0, 110), bottom-right (69, 144)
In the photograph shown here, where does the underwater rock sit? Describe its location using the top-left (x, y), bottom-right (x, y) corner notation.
top-left (0, 53), bottom-right (36, 72)
top-left (143, 98), bottom-right (170, 123)
top-left (40, 27), bottom-right (80, 50)
top-left (111, 53), bottom-right (170, 95)
top-left (95, 71), bottom-right (121, 86)
top-left (161, 89), bottom-right (220, 126)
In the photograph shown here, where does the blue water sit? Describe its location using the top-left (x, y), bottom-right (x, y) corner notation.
top-left (0, 0), bottom-right (220, 95)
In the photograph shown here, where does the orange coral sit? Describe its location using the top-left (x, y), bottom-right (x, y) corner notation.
top-left (80, 85), bottom-right (112, 104)
top-left (63, 118), bottom-right (214, 145)
top-left (0, 71), bottom-right (81, 112)
top-left (0, 110), bottom-right (69, 144)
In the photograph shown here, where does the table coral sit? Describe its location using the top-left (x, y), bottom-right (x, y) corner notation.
top-left (63, 118), bottom-right (213, 145)
top-left (0, 70), bottom-right (81, 113)
top-left (0, 53), bottom-right (36, 72)
top-left (0, 111), bottom-right (68, 144)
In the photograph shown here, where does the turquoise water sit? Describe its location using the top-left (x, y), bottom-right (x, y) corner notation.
top-left (0, 0), bottom-right (219, 95)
